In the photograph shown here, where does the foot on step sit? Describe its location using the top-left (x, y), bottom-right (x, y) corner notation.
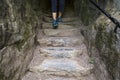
top-left (52, 20), bottom-right (58, 29)
top-left (57, 17), bottom-right (63, 24)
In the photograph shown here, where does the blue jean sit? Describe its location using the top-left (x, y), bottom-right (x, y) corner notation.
top-left (51, 0), bottom-right (65, 12)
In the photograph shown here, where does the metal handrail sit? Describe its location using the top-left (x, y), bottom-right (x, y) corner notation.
top-left (89, 0), bottom-right (120, 33)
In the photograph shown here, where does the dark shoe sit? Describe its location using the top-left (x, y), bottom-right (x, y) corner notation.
top-left (57, 17), bottom-right (63, 23)
top-left (52, 20), bottom-right (58, 29)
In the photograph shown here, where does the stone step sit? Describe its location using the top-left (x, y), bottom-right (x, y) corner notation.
top-left (42, 19), bottom-right (80, 25)
top-left (43, 16), bottom-right (77, 23)
top-left (22, 73), bottom-right (96, 80)
top-left (45, 77), bottom-right (77, 80)
top-left (30, 59), bottom-right (93, 77)
top-left (22, 72), bottom-right (42, 80)
top-left (22, 72), bottom-right (77, 80)
top-left (42, 28), bottom-right (81, 37)
top-left (45, 75), bottom-right (96, 80)
top-left (37, 36), bottom-right (84, 47)
top-left (39, 46), bottom-right (87, 58)
top-left (41, 23), bottom-right (79, 29)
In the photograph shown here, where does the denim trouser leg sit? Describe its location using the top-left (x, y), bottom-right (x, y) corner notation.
top-left (59, 0), bottom-right (65, 12)
top-left (51, 0), bottom-right (65, 12)
top-left (51, 0), bottom-right (57, 12)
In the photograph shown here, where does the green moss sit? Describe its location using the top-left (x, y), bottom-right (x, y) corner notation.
top-left (24, 24), bottom-right (31, 40)
top-left (79, 0), bottom-right (90, 25)
top-left (14, 0), bottom-right (36, 51)
top-left (14, 40), bottom-right (24, 51)
top-left (94, 22), bottom-right (119, 79)
top-left (95, 24), bottom-right (107, 49)
top-left (89, 57), bottom-right (95, 64)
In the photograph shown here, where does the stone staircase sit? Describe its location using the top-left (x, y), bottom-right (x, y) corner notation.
top-left (22, 14), bottom-right (96, 80)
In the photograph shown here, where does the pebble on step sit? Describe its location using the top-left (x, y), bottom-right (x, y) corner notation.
top-left (29, 59), bottom-right (93, 77)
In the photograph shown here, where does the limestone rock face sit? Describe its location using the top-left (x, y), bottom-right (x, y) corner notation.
top-left (82, 1), bottom-right (120, 80)
top-left (0, 0), bottom-right (37, 80)
top-left (114, 0), bottom-right (120, 10)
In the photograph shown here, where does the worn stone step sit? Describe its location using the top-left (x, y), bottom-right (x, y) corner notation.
top-left (42, 21), bottom-right (78, 26)
top-left (22, 72), bottom-right (42, 80)
top-left (43, 16), bottom-right (77, 23)
top-left (39, 46), bottom-right (87, 58)
top-left (22, 72), bottom-right (96, 80)
top-left (30, 59), bottom-right (93, 77)
top-left (42, 28), bottom-right (81, 37)
top-left (45, 77), bottom-right (77, 80)
top-left (45, 74), bottom-right (96, 80)
top-left (37, 36), bottom-right (84, 47)
top-left (41, 23), bottom-right (79, 29)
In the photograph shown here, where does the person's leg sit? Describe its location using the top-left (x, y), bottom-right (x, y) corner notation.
top-left (59, 0), bottom-right (65, 17)
top-left (58, 0), bottom-right (65, 22)
top-left (51, 0), bottom-right (58, 28)
top-left (51, 0), bottom-right (57, 20)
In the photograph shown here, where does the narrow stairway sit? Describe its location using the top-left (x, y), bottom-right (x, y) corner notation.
top-left (22, 12), bottom-right (96, 80)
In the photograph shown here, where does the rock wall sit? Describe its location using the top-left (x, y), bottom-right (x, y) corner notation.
top-left (0, 0), bottom-right (120, 80)
top-left (114, 0), bottom-right (120, 10)
top-left (0, 0), bottom-right (39, 80)
top-left (76, 0), bottom-right (120, 80)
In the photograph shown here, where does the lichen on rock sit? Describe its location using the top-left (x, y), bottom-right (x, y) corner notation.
top-left (0, 0), bottom-right (38, 80)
